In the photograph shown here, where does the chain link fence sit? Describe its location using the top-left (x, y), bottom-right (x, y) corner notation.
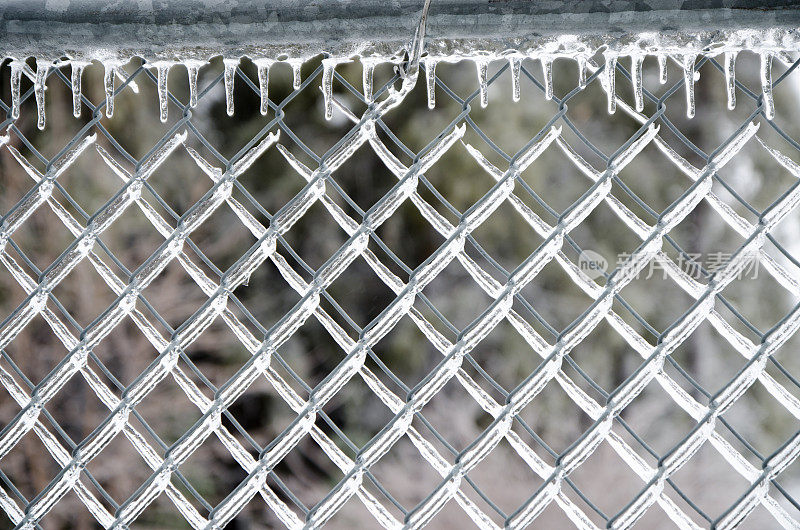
top-left (0, 39), bottom-right (799, 529)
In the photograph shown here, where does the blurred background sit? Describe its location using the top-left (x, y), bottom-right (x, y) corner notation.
top-left (0, 51), bottom-right (799, 528)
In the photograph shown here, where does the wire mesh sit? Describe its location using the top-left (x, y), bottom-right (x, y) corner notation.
top-left (0, 45), bottom-right (799, 529)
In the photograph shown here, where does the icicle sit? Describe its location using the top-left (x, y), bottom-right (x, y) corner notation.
top-left (424, 58), bottom-right (437, 109)
top-left (223, 59), bottom-right (238, 116)
top-left (631, 55), bottom-right (644, 112)
top-left (509, 56), bottom-right (522, 102)
top-left (577, 56), bottom-right (587, 89)
top-left (658, 55), bottom-right (667, 84)
top-left (186, 61), bottom-right (202, 108)
top-left (254, 59), bottom-right (272, 116)
top-left (34, 61), bottom-right (48, 130)
top-left (724, 52), bottom-right (737, 110)
top-left (10, 60), bottom-right (23, 120)
top-left (154, 63), bottom-right (171, 123)
top-left (71, 61), bottom-right (87, 118)
top-left (605, 55), bottom-right (617, 114)
top-left (682, 55), bottom-right (696, 118)
top-left (322, 59), bottom-right (336, 120)
top-left (289, 59), bottom-right (303, 90)
top-left (541, 56), bottom-right (553, 101)
top-left (103, 61), bottom-right (118, 118)
top-left (476, 59), bottom-right (489, 108)
top-left (760, 52), bottom-right (774, 120)
top-left (361, 58), bottom-right (376, 103)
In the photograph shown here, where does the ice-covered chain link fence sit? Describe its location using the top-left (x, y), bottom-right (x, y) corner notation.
top-left (0, 33), bottom-right (800, 530)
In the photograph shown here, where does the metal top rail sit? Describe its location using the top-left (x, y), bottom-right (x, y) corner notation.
top-left (2, 1), bottom-right (800, 63)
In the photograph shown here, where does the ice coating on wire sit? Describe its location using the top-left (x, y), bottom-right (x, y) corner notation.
top-left (1, 11), bottom-right (800, 530)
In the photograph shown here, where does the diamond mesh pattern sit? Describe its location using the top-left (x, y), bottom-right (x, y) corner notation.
top-left (0, 50), bottom-right (800, 529)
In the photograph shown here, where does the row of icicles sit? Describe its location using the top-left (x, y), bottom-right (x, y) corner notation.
top-left (7, 52), bottom-right (776, 130)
